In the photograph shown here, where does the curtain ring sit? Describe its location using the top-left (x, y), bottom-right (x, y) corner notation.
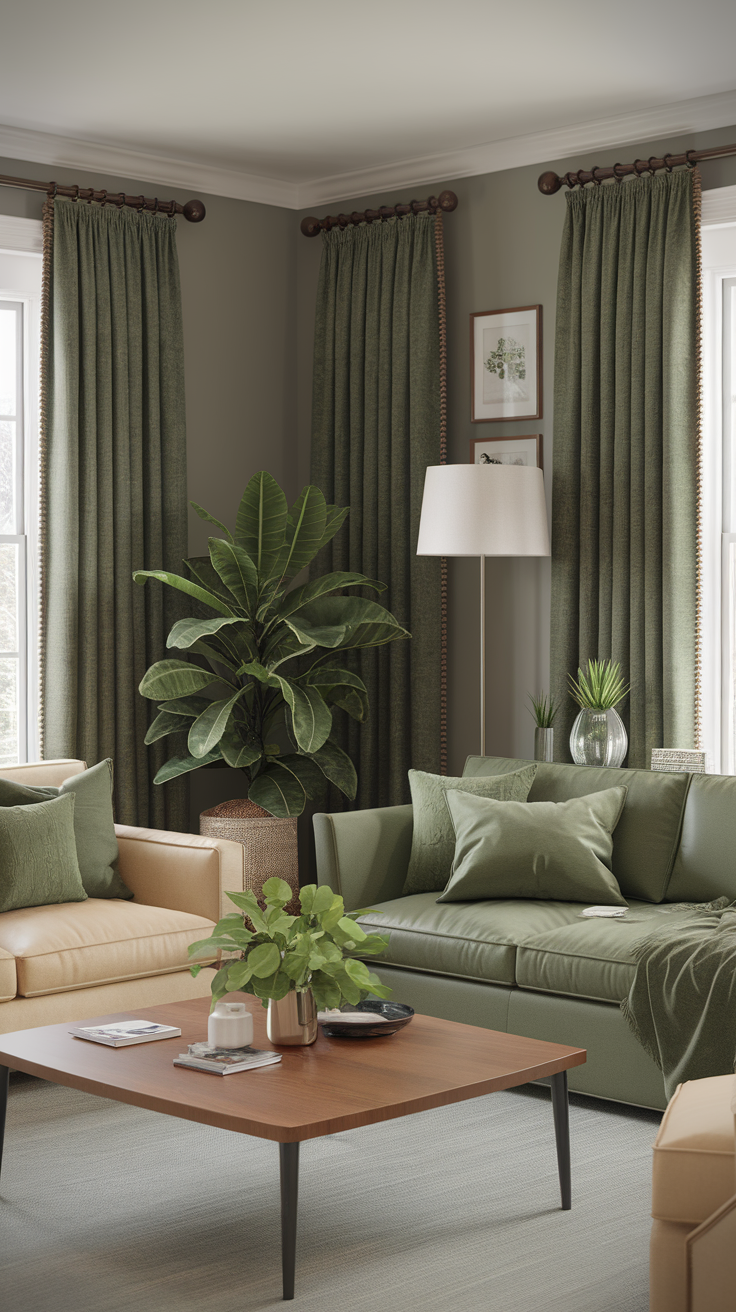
top-left (612, 162), bottom-right (626, 182)
top-left (590, 166), bottom-right (602, 187)
top-left (686, 149), bottom-right (698, 169)
top-left (633, 159), bottom-right (647, 177)
top-left (47, 181), bottom-right (57, 200)
top-left (115, 192), bottom-right (126, 210)
top-left (71, 185), bottom-right (80, 202)
top-left (662, 154), bottom-right (674, 174)
top-left (98, 189), bottom-right (107, 208)
top-left (647, 157), bottom-right (660, 175)
top-left (135, 195), bottom-right (146, 213)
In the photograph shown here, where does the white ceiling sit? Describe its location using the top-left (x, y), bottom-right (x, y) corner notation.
top-left (2, 0), bottom-right (736, 208)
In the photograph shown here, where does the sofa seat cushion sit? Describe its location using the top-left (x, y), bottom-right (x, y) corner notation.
top-left (0, 899), bottom-right (215, 997)
top-left (0, 946), bottom-right (16, 1001)
top-left (515, 903), bottom-right (706, 1003)
top-left (357, 895), bottom-right (586, 985)
top-left (652, 1075), bottom-right (736, 1225)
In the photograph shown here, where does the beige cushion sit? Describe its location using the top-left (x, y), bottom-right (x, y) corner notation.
top-left (652, 1075), bottom-right (736, 1225)
top-left (0, 899), bottom-right (214, 997)
top-left (0, 946), bottom-right (16, 1001)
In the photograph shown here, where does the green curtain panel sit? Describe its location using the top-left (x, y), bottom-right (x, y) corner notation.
top-left (42, 198), bottom-right (188, 829)
top-left (311, 214), bottom-right (442, 808)
top-left (551, 170), bottom-right (699, 769)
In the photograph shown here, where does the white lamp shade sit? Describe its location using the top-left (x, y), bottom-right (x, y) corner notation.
top-left (416, 463), bottom-right (550, 557)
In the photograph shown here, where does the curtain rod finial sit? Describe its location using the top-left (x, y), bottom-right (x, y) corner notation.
top-left (183, 199), bottom-right (206, 223)
top-left (538, 171), bottom-right (562, 195)
top-left (438, 190), bottom-right (458, 212)
top-left (300, 216), bottom-right (322, 237)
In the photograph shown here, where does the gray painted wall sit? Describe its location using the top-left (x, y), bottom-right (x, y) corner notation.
top-left (297, 123), bottom-right (736, 777)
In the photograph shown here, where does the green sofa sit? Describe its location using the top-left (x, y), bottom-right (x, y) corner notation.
top-left (313, 755), bottom-right (736, 1111)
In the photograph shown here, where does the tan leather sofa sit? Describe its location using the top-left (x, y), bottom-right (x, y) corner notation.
top-left (0, 760), bottom-right (245, 1033)
top-left (650, 1074), bottom-right (736, 1311)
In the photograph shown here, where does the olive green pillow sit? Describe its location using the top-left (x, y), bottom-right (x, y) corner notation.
top-left (0, 793), bottom-right (88, 913)
top-left (438, 785), bottom-right (628, 905)
top-left (0, 760), bottom-right (129, 899)
top-left (403, 764), bottom-right (538, 895)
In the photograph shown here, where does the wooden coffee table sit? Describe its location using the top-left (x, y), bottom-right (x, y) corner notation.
top-left (0, 998), bottom-right (585, 1300)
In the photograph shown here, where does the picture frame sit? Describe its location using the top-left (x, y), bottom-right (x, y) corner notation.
top-left (470, 305), bottom-right (542, 422)
top-left (469, 434), bottom-right (543, 469)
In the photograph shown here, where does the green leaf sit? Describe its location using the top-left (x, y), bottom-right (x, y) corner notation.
top-left (280, 486), bottom-right (327, 578)
top-left (248, 763), bottom-right (306, 817)
top-left (283, 617), bottom-right (348, 649)
top-left (207, 963), bottom-right (234, 1006)
top-left (248, 942), bottom-right (282, 978)
top-left (309, 738), bottom-right (357, 800)
top-left (144, 709), bottom-right (186, 745)
top-left (251, 969), bottom-right (292, 1001)
top-left (344, 957), bottom-right (375, 988)
top-left (188, 639), bottom-right (241, 675)
top-left (187, 937), bottom-right (222, 959)
top-left (287, 596), bottom-right (410, 651)
top-left (278, 679), bottom-right (332, 754)
top-left (225, 960), bottom-right (254, 989)
top-left (235, 471), bottom-right (288, 577)
top-left (133, 569), bottom-right (234, 618)
top-left (219, 725), bottom-right (262, 769)
top-left (189, 500), bottom-right (234, 543)
top-left (300, 665), bottom-right (367, 693)
top-left (188, 690), bottom-right (245, 758)
top-left (312, 884), bottom-right (336, 915)
top-left (209, 538), bottom-right (259, 615)
top-left (277, 573), bottom-right (385, 621)
top-left (275, 754), bottom-right (327, 802)
top-left (167, 616), bottom-right (242, 650)
top-left (157, 694), bottom-right (215, 719)
top-left (153, 746), bottom-right (222, 783)
top-left (140, 659), bottom-right (217, 702)
top-left (319, 504), bottom-right (350, 552)
top-left (226, 889), bottom-right (269, 932)
top-left (263, 877), bottom-right (294, 906)
top-left (261, 626), bottom-right (317, 672)
top-left (184, 557), bottom-right (239, 610)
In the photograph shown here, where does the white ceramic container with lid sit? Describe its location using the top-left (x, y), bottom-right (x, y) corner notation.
top-left (207, 999), bottom-right (254, 1049)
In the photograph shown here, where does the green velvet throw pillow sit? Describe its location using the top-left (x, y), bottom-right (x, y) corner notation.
top-left (437, 785), bottom-right (629, 905)
top-left (402, 764), bottom-right (538, 895)
top-left (0, 760), bottom-right (128, 899)
top-left (0, 793), bottom-right (88, 913)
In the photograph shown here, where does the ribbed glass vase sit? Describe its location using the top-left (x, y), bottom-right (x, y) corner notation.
top-left (569, 708), bottom-right (627, 768)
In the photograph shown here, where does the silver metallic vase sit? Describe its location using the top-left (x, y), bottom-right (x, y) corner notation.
top-left (534, 727), bottom-right (554, 763)
top-left (266, 988), bottom-right (318, 1046)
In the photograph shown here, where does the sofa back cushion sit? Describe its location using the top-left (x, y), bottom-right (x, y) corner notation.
top-left (666, 773), bottom-right (736, 902)
top-left (462, 755), bottom-right (690, 903)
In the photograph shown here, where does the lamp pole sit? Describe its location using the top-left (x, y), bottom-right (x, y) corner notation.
top-left (479, 554), bottom-right (486, 756)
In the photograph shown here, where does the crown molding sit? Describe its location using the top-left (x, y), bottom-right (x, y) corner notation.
top-left (1, 88), bottom-right (736, 216)
top-left (0, 214), bottom-right (42, 255)
top-left (0, 123), bottom-right (299, 210)
top-left (297, 88), bottom-right (736, 209)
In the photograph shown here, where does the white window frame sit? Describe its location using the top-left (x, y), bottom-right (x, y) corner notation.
top-left (0, 215), bottom-right (42, 764)
top-left (700, 190), bottom-right (736, 773)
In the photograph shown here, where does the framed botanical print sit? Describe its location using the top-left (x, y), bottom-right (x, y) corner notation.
top-left (470, 305), bottom-right (542, 422)
top-left (470, 434), bottom-right (543, 469)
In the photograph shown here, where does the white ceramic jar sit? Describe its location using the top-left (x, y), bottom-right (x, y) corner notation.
top-left (207, 999), bottom-right (254, 1049)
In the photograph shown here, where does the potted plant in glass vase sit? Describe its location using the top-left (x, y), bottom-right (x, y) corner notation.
top-left (134, 470), bottom-right (409, 911)
top-left (568, 659), bottom-right (630, 768)
top-left (188, 877), bottom-right (391, 1046)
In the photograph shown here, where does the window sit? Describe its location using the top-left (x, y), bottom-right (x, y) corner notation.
top-left (700, 194), bottom-right (736, 772)
top-left (0, 217), bottom-right (42, 765)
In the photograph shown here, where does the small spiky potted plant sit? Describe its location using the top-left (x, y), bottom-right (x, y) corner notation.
top-left (527, 691), bottom-right (558, 763)
top-left (134, 470), bottom-right (410, 909)
top-left (568, 659), bottom-right (630, 768)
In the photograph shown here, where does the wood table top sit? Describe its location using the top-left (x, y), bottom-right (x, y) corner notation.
top-left (0, 997), bottom-right (586, 1143)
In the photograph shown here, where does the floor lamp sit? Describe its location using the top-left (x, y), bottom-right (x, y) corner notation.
top-left (417, 464), bottom-right (550, 756)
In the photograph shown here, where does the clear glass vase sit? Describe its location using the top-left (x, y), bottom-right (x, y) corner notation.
top-left (569, 707), bottom-right (627, 768)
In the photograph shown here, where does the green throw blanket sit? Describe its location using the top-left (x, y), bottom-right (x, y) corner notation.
top-left (622, 898), bottom-right (736, 1099)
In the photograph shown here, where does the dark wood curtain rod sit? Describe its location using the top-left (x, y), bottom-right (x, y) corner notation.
top-left (300, 188), bottom-right (458, 236)
top-left (538, 142), bottom-right (736, 194)
top-left (0, 172), bottom-right (206, 221)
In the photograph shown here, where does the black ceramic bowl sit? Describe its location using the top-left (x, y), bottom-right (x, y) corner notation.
top-left (319, 1001), bottom-right (415, 1039)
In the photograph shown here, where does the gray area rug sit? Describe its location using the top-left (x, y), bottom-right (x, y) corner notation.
top-left (0, 1073), bottom-right (658, 1312)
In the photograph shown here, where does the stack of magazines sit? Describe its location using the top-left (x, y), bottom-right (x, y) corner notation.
top-left (174, 1042), bottom-right (282, 1076)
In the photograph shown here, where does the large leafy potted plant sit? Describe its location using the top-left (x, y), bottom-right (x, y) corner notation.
top-left (134, 471), bottom-right (409, 907)
top-left (135, 470), bottom-right (409, 814)
top-left (189, 876), bottom-right (391, 1046)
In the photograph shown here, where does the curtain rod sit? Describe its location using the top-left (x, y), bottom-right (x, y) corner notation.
top-left (300, 189), bottom-right (458, 237)
top-left (538, 142), bottom-right (736, 194)
top-left (0, 172), bottom-right (206, 222)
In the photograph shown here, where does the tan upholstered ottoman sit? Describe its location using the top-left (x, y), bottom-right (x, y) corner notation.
top-left (650, 1075), bottom-right (736, 1312)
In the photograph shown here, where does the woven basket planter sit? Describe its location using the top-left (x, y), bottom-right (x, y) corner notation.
top-left (199, 799), bottom-right (299, 915)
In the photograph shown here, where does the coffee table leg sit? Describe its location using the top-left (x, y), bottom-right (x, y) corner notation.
top-left (550, 1071), bottom-right (571, 1210)
top-left (0, 1064), bottom-right (8, 1183)
top-left (279, 1141), bottom-right (300, 1300)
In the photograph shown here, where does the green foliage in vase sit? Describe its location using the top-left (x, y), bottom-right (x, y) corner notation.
top-left (527, 691), bottom-right (558, 728)
top-left (188, 877), bottom-right (392, 1011)
top-left (134, 471), bottom-right (410, 817)
top-left (568, 659), bottom-right (630, 711)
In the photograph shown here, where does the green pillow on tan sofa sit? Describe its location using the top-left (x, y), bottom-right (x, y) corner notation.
top-left (0, 792), bottom-right (88, 912)
top-left (0, 759), bottom-right (129, 899)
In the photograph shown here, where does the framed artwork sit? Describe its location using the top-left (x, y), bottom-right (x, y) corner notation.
top-left (470, 434), bottom-right (543, 469)
top-left (470, 304), bottom-right (542, 422)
